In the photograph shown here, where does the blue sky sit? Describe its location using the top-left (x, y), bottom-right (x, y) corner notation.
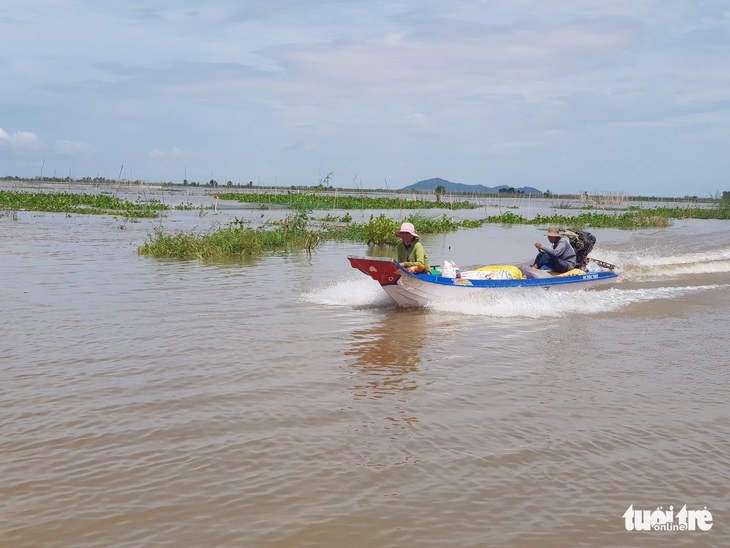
top-left (1, 1), bottom-right (729, 196)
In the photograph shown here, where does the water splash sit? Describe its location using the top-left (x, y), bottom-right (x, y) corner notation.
top-left (304, 276), bottom-right (727, 318)
top-left (302, 278), bottom-right (393, 308)
top-left (600, 247), bottom-right (730, 282)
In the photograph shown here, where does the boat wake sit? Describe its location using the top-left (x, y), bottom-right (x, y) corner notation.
top-left (303, 277), bottom-right (728, 318)
top-left (426, 284), bottom-right (727, 318)
top-left (598, 246), bottom-right (730, 282)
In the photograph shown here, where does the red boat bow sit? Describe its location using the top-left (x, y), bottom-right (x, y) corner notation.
top-left (348, 256), bottom-right (402, 286)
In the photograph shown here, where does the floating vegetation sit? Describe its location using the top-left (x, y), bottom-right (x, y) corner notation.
top-left (317, 212), bottom-right (353, 223)
top-left (634, 205), bottom-right (730, 221)
top-left (137, 225), bottom-right (320, 260)
top-left (138, 203), bottom-right (321, 260)
top-left (173, 202), bottom-right (208, 211)
top-left (138, 211), bottom-right (464, 258)
top-left (325, 212), bottom-right (465, 245)
top-left (138, 202), bottom-right (730, 259)
top-left (550, 206), bottom-right (730, 225)
top-left (7, 186), bottom-right (729, 260)
top-left (214, 192), bottom-right (479, 210)
top-left (485, 211), bottom-right (673, 228)
top-left (0, 190), bottom-right (168, 217)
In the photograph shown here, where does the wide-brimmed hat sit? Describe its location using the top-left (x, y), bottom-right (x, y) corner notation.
top-left (547, 226), bottom-right (561, 237)
top-left (395, 222), bottom-right (419, 238)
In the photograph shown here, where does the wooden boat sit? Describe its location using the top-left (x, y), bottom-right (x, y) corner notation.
top-left (348, 256), bottom-right (619, 308)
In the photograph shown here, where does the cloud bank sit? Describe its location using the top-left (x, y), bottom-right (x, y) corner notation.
top-left (1, 0), bottom-right (729, 196)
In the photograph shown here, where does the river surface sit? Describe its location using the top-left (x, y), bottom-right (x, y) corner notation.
top-left (1, 185), bottom-right (729, 547)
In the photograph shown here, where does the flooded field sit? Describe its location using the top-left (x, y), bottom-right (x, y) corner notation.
top-left (1, 182), bottom-right (728, 547)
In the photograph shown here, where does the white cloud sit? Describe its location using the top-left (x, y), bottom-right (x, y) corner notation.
top-left (1, 1), bottom-right (729, 195)
top-left (0, 127), bottom-right (43, 151)
top-left (278, 20), bottom-right (642, 100)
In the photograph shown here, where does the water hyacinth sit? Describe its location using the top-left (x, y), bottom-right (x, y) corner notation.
top-left (0, 190), bottom-right (167, 217)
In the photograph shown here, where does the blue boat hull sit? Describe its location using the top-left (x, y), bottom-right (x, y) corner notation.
top-left (348, 256), bottom-right (618, 307)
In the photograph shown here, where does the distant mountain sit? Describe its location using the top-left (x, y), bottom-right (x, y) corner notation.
top-left (402, 177), bottom-right (542, 195)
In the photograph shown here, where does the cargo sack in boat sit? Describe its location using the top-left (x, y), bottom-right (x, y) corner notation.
top-left (461, 269), bottom-right (516, 280)
top-left (562, 229), bottom-right (596, 269)
top-left (441, 260), bottom-right (459, 278)
top-left (476, 264), bottom-right (525, 279)
top-left (553, 268), bottom-right (586, 277)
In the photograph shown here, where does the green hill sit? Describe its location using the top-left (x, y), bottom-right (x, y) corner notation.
top-left (403, 177), bottom-right (542, 194)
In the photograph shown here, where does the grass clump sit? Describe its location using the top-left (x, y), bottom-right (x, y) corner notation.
top-left (138, 225), bottom-right (320, 260)
top-left (330, 213), bottom-right (462, 244)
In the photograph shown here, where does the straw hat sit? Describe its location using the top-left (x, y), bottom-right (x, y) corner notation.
top-left (547, 226), bottom-right (561, 237)
top-left (395, 222), bottom-right (419, 238)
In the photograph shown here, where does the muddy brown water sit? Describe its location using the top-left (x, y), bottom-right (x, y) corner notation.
top-left (2, 188), bottom-right (729, 547)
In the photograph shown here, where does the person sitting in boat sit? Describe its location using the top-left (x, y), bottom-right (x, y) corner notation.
top-left (532, 226), bottom-right (576, 273)
top-left (395, 222), bottom-right (431, 274)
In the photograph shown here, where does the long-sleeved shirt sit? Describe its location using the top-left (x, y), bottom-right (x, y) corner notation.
top-left (396, 240), bottom-right (431, 274)
top-left (540, 237), bottom-right (576, 267)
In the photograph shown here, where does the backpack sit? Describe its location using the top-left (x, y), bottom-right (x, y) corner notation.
top-left (562, 229), bottom-right (596, 269)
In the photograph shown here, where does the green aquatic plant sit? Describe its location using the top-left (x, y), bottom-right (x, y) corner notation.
top-left (362, 214), bottom-right (400, 245)
top-left (0, 190), bottom-right (167, 217)
top-left (485, 211), bottom-right (525, 225)
top-left (326, 212), bottom-right (465, 245)
top-left (214, 192), bottom-right (479, 210)
top-left (174, 202), bottom-right (210, 211)
top-left (317, 212), bottom-right (353, 223)
top-left (485, 210), bottom-right (673, 229)
top-left (140, 210), bottom-right (470, 259)
top-left (286, 200), bottom-right (313, 233)
top-left (137, 198), bottom-right (728, 260)
top-left (409, 212), bottom-right (460, 233)
top-left (460, 219), bottom-right (483, 228)
top-left (137, 223), bottom-right (321, 260)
